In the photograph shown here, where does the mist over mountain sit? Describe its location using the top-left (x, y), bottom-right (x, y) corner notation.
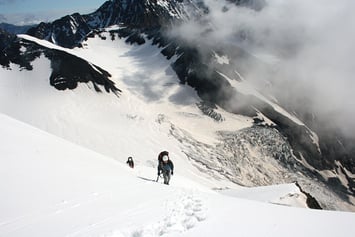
top-left (1, 0), bottom-right (354, 211)
top-left (167, 0), bottom-right (355, 191)
top-left (0, 22), bottom-right (35, 34)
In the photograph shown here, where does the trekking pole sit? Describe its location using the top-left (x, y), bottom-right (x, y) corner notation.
top-left (156, 174), bottom-right (162, 182)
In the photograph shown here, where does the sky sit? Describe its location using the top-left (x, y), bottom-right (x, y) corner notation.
top-left (0, 0), bottom-right (106, 24)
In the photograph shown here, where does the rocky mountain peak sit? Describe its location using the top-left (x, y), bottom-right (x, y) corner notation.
top-left (26, 0), bottom-right (192, 48)
top-left (87, 0), bottom-right (190, 29)
top-left (27, 13), bottom-right (91, 48)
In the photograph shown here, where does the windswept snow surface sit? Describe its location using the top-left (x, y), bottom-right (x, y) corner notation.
top-left (1, 113), bottom-right (355, 237)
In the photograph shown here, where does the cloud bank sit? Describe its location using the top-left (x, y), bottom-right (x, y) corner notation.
top-left (173, 0), bottom-right (355, 136)
top-left (0, 14), bottom-right (7, 22)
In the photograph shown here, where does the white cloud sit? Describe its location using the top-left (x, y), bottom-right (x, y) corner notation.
top-left (171, 0), bottom-right (355, 136)
top-left (0, 14), bottom-right (7, 22)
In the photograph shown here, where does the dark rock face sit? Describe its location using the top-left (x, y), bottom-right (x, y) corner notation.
top-left (0, 30), bottom-right (120, 95)
top-left (295, 182), bottom-right (322, 210)
top-left (45, 49), bottom-right (119, 94)
top-left (0, 29), bottom-right (36, 70)
top-left (27, 0), bottom-right (191, 48)
top-left (197, 101), bottom-right (225, 122)
top-left (27, 13), bottom-right (92, 49)
top-left (0, 29), bottom-right (18, 68)
top-left (87, 0), bottom-right (189, 28)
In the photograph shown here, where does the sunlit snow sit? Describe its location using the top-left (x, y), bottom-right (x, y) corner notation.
top-left (1, 31), bottom-right (355, 236)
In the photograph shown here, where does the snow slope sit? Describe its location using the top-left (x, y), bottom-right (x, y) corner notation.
top-left (14, 32), bottom-right (252, 145)
top-left (1, 113), bottom-right (355, 237)
top-left (1, 27), bottom-right (355, 236)
top-left (0, 31), bottom-right (254, 189)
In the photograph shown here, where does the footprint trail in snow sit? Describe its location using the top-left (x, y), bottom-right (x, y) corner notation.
top-left (130, 193), bottom-right (206, 237)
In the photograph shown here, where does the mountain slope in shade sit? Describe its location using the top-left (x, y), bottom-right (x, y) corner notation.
top-left (1, 30), bottom-right (120, 93)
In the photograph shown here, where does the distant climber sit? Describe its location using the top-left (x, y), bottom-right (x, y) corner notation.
top-left (126, 156), bottom-right (134, 168)
top-left (157, 151), bottom-right (174, 185)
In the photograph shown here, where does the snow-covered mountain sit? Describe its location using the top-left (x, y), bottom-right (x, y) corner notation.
top-left (2, 112), bottom-right (355, 237)
top-left (26, 0), bottom-right (195, 48)
top-left (0, 0), bottom-right (354, 214)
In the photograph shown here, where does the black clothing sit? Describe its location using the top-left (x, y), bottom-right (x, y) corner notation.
top-left (126, 157), bottom-right (134, 168)
top-left (158, 159), bottom-right (174, 185)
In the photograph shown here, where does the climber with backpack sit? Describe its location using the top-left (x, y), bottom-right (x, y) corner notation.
top-left (157, 151), bottom-right (174, 185)
top-left (126, 156), bottom-right (134, 168)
